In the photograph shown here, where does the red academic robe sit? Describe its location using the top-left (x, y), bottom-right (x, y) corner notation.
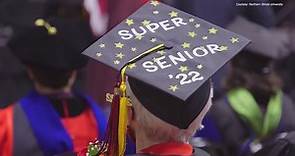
top-left (0, 91), bottom-right (106, 156)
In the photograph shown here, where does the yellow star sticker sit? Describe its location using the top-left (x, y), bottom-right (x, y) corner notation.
top-left (208, 27), bottom-right (218, 34)
top-left (188, 31), bottom-right (197, 38)
top-left (169, 11), bottom-right (178, 18)
top-left (181, 42), bottom-right (190, 48)
top-left (179, 66), bottom-right (189, 72)
top-left (115, 42), bottom-right (124, 48)
top-left (96, 52), bottom-right (102, 57)
top-left (219, 45), bottom-right (228, 51)
top-left (135, 35), bottom-right (144, 40)
top-left (128, 63), bottom-right (137, 69)
top-left (169, 85), bottom-right (179, 92)
top-left (113, 60), bottom-right (120, 65)
top-left (142, 20), bottom-right (151, 26)
top-left (157, 50), bottom-right (166, 55)
top-left (150, 0), bottom-right (159, 6)
top-left (131, 47), bottom-right (137, 52)
top-left (115, 52), bottom-right (125, 59)
top-left (125, 19), bottom-right (134, 26)
top-left (230, 37), bottom-right (239, 44)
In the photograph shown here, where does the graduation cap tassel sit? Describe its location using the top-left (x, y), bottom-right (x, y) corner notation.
top-left (105, 67), bottom-right (130, 156)
top-left (105, 44), bottom-right (167, 156)
top-left (105, 87), bottom-right (120, 156)
top-left (117, 66), bottom-right (131, 156)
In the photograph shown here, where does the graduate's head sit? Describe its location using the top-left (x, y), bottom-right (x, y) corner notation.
top-left (8, 17), bottom-right (93, 90)
top-left (224, 50), bottom-right (282, 100)
top-left (80, 1), bottom-right (250, 155)
top-left (127, 78), bottom-right (213, 144)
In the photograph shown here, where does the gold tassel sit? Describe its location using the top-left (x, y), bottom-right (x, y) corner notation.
top-left (116, 43), bottom-right (166, 156)
top-left (118, 66), bottom-right (129, 156)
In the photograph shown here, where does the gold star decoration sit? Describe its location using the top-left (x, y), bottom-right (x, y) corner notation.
top-left (135, 34), bottom-right (144, 40)
top-left (125, 19), bottom-right (134, 26)
top-left (202, 36), bottom-right (208, 40)
top-left (157, 50), bottom-right (166, 56)
top-left (150, 37), bottom-right (157, 43)
top-left (128, 63), bottom-right (137, 69)
top-left (195, 23), bottom-right (201, 28)
top-left (169, 11), bottom-right (178, 18)
top-left (169, 85), bottom-right (179, 92)
top-left (181, 42), bottom-right (190, 48)
top-left (208, 27), bottom-right (218, 34)
top-left (115, 52), bottom-right (125, 59)
top-left (150, 0), bottom-right (159, 6)
top-left (113, 60), bottom-right (120, 65)
top-left (115, 42), bottom-right (124, 48)
top-left (142, 20), bottom-right (151, 26)
top-left (179, 65), bottom-right (189, 72)
top-left (131, 47), bottom-right (137, 52)
top-left (96, 52), bottom-right (102, 57)
top-left (153, 10), bottom-right (159, 15)
top-left (230, 37), bottom-right (239, 44)
top-left (219, 45), bottom-right (228, 51)
top-left (188, 31), bottom-right (197, 38)
top-left (99, 43), bottom-right (105, 48)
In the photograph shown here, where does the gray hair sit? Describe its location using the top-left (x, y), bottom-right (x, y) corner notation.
top-left (127, 82), bottom-right (213, 143)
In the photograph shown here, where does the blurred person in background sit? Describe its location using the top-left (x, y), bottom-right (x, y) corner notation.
top-left (0, 0), bottom-right (91, 107)
top-left (273, 0), bottom-right (295, 102)
top-left (254, 131), bottom-right (295, 156)
top-left (0, 0), bottom-right (44, 108)
top-left (201, 49), bottom-right (295, 156)
top-left (0, 16), bottom-right (107, 156)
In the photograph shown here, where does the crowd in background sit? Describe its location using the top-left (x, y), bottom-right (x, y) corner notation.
top-left (0, 0), bottom-right (295, 156)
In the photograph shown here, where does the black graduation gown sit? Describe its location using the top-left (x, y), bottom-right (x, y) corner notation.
top-left (254, 131), bottom-right (295, 156)
top-left (209, 94), bottom-right (295, 156)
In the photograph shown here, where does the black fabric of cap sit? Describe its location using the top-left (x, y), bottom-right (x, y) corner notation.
top-left (82, 1), bottom-right (250, 129)
top-left (8, 17), bottom-right (93, 71)
top-left (129, 77), bottom-right (211, 129)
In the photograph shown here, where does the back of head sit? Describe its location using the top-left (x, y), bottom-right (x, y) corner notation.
top-left (224, 51), bottom-right (282, 101)
top-left (7, 17), bottom-right (93, 89)
top-left (128, 77), bottom-right (212, 135)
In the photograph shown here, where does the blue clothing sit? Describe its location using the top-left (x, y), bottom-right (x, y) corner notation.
top-left (19, 90), bottom-right (107, 156)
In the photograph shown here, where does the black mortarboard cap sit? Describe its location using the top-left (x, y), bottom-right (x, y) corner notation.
top-left (0, 0), bottom-right (85, 28)
top-left (82, 1), bottom-right (250, 128)
top-left (255, 132), bottom-right (295, 156)
top-left (8, 17), bottom-right (93, 71)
